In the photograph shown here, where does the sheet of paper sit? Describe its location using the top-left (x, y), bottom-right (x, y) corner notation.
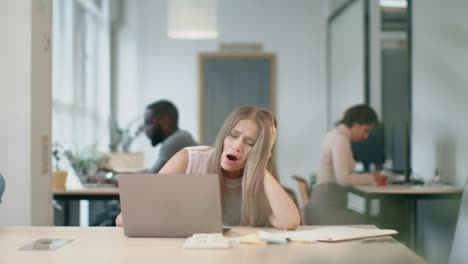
top-left (259, 227), bottom-right (397, 243)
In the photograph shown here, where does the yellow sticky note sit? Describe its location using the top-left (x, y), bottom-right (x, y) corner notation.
top-left (287, 238), bottom-right (317, 244)
top-left (239, 234), bottom-right (267, 245)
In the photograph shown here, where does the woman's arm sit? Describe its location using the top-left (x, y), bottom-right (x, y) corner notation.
top-left (158, 149), bottom-right (189, 174)
top-left (115, 212), bottom-right (123, 226)
top-left (332, 136), bottom-right (374, 186)
top-left (115, 149), bottom-right (190, 226)
top-left (264, 171), bottom-right (301, 230)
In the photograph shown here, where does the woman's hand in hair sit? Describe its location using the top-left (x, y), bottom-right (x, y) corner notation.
top-left (267, 126), bottom-right (277, 159)
top-left (263, 171), bottom-right (301, 230)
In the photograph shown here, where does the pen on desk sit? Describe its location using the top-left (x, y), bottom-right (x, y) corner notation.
top-left (361, 238), bottom-right (396, 244)
top-left (286, 238), bottom-right (317, 244)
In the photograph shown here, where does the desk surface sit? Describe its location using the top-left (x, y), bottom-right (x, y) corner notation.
top-left (0, 226), bottom-right (424, 264)
top-left (53, 187), bottom-right (119, 196)
top-left (353, 185), bottom-right (463, 195)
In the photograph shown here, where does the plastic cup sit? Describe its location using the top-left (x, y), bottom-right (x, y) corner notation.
top-left (53, 170), bottom-right (68, 190)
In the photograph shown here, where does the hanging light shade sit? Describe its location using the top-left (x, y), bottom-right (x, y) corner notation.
top-left (168, 0), bottom-right (218, 39)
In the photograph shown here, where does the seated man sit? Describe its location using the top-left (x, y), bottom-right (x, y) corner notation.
top-left (144, 100), bottom-right (198, 173)
top-left (92, 100), bottom-right (198, 226)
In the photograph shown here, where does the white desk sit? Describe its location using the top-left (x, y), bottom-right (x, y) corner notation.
top-left (53, 188), bottom-right (120, 226)
top-left (353, 185), bottom-right (464, 195)
top-left (350, 185), bottom-right (463, 252)
top-left (53, 187), bottom-right (120, 198)
top-left (0, 226), bottom-right (424, 264)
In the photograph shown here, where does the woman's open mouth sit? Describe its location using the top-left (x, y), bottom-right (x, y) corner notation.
top-left (226, 154), bottom-right (238, 162)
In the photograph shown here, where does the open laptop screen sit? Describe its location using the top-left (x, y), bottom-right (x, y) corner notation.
top-left (118, 173), bottom-right (222, 237)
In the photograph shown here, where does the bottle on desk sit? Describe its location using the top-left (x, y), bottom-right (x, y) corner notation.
top-left (430, 169), bottom-right (441, 185)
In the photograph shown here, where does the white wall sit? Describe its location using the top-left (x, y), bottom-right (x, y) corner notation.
top-left (115, 0), bottom-right (140, 128)
top-left (124, 0), bottom-right (327, 187)
top-left (0, 0), bottom-right (53, 225)
top-left (328, 0), bottom-right (365, 128)
top-left (412, 1), bottom-right (468, 263)
top-left (326, 0), bottom-right (382, 126)
top-left (412, 0), bottom-right (468, 185)
top-left (330, 0), bottom-right (350, 13)
top-left (0, 0), bottom-right (31, 225)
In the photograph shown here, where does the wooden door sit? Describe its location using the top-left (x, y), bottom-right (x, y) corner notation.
top-left (199, 53), bottom-right (276, 145)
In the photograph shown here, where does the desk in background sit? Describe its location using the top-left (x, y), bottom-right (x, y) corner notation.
top-left (0, 226), bottom-right (424, 264)
top-left (350, 185), bottom-right (463, 253)
top-left (53, 188), bottom-right (119, 226)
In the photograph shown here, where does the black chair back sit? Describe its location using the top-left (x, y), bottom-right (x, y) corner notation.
top-left (0, 173), bottom-right (5, 203)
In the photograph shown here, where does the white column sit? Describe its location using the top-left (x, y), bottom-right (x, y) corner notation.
top-left (0, 0), bottom-right (53, 226)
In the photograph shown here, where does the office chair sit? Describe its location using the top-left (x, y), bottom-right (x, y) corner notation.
top-left (91, 201), bottom-right (121, 226)
top-left (292, 175), bottom-right (311, 207)
top-left (0, 173), bottom-right (5, 203)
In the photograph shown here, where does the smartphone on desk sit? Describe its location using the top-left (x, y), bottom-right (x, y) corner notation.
top-left (18, 239), bottom-right (72, 251)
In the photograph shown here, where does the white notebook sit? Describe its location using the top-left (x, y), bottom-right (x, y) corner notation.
top-left (183, 233), bottom-right (230, 249)
top-left (259, 227), bottom-right (398, 243)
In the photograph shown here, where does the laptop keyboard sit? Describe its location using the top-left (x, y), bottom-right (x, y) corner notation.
top-left (183, 233), bottom-right (230, 249)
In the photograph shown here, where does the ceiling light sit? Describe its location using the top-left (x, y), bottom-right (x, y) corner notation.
top-left (168, 0), bottom-right (218, 39)
top-left (379, 0), bottom-right (407, 8)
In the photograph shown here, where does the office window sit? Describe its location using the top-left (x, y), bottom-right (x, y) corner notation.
top-left (52, 0), bottom-right (111, 153)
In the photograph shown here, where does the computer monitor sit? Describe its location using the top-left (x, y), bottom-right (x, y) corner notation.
top-left (391, 122), bottom-right (411, 182)
top-left (352, 124), bottom-right (386, 172)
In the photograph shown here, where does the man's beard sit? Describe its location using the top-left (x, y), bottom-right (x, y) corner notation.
top-left (150, 127), bottom-right (165, 147)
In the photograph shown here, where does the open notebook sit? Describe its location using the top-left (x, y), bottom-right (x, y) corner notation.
top-left (259, 226), bottom-right (398, 243)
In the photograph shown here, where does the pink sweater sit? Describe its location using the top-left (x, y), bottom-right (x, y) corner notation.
top-left (318, 124), bottom-right (374, 186)
top-left (185, 146), bottom-right (242, 226)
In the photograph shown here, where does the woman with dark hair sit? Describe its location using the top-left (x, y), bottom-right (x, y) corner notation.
top-left (320, 104), bottom-right (386, 185)
top-left (306, 104), bottom-right (387, 225)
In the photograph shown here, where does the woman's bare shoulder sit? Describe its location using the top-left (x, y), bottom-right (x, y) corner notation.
top-left (159, 149), bottom-right (189, 173)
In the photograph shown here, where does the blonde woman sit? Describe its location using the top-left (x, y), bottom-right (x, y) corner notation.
top-left (116, 106), bottom-right (300, 230)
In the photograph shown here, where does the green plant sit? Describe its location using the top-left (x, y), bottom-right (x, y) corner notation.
top-left (81, 145), bottom-right (100, 176)
top-left (109, 121), bottom-right (123, 152)
top-left (52, 142), bottom-right (64, 171)
top-left (66, 144), bottom-right (102, 176)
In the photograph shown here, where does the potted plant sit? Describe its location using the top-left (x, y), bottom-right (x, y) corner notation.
top-left (52, 142), bottom-right (68, 190)
top-left (64, 144), bottom-right (116, 186)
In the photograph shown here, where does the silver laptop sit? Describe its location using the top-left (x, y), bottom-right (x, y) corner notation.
top-left (118, 173), bottom-right (223, 237)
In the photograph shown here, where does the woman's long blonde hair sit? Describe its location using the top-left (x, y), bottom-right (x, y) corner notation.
top-left (212, 106), bottom-right (278, 227)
